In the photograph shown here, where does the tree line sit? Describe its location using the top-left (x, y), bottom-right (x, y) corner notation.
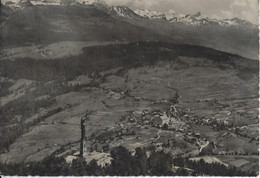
top-left (0, 146), bottom-right (256, 176)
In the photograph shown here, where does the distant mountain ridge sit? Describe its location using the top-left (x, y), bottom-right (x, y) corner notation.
top-left (2, 0), bottom-right (257, 29)
top-left (134, 9), bottom-right (256, 28)
top-left (1, 0), bottom-right (258, 59)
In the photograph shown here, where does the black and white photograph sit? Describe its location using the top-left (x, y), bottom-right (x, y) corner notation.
top-left (0, 0), bottom-right (259, 176)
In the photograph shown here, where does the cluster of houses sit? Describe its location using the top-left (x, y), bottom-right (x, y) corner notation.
top-left (183, 113), bottom-right (234, 130)
top-left (125, 105), bottom-right (190, 132)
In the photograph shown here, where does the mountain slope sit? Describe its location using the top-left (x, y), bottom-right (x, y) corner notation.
top-left (117, 13), bottom-right (258, 59)
top-left (90, 3), bottom-right (258, 59)
top-left (0, 4), bottom-right (14, 23)
top-left (1, 5), bottom-right (164, 47)
top-left (1, 0), bottom-right (258, 59)
top-left (3, 0), bottom-right (256, 28)
top-left (0, 42), bottom-right (258, 81)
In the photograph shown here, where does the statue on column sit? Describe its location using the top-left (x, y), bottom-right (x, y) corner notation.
top-left (80, 113), bottom-right (88, 158)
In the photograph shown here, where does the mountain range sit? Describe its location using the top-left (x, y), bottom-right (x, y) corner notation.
top-left (1, 0), bottom-right (259, 59)
top-left (2, 0), bottom-right (257, 28)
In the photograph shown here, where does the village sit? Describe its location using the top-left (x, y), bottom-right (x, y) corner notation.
top-left (58, 93), bottom-right (258, 171)
top-left (0, 58), bottom-right (258, 175)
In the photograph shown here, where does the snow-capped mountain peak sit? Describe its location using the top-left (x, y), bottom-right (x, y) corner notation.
top-left (133, 8), bottom-right (255, 28)
top-left (2, 0), bottom-right (103, 8)
top-left (2, 0), bottom-right (256, 29)
top-left (110, 6), bottom-right (131, 18)
top-left (3, 0), bottom-right (33, 10)
top-left (164, 10), bottom-right (176, 20)
top-left (107, 6), bottom-right (141, 19)
top-left (83, 0), bottom-right (99, 5)
top-left (134, 9), bottom-right (166, 20)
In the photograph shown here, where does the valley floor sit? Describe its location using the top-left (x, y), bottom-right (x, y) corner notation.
top-left (0, 57), bottom-right (258, 174)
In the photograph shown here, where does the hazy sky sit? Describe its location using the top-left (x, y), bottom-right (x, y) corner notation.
top-left (103, 0), bottom-right (259, 24)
